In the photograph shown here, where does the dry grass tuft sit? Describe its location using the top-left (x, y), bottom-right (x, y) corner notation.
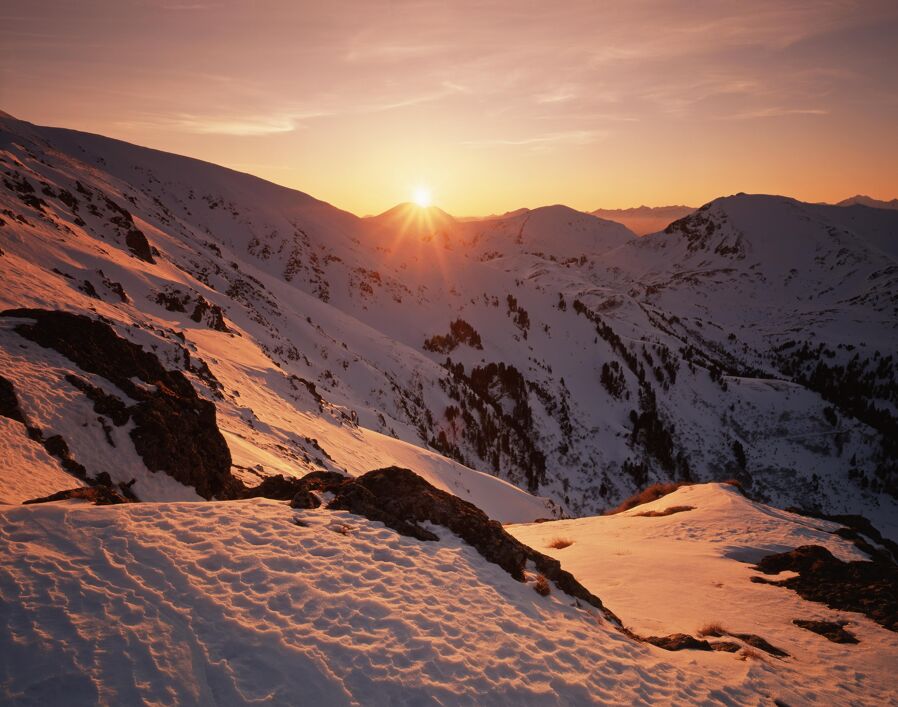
top-left (605, 482), bottom-right (691, 515)
top-left (548, 537), bottom-right (574, 549)
top-left (738, 647), bottom-right (764, 661)
top-left (635, 505), bottom-right (695, 518)
top-left (697, 623), bottom-right (725, 638)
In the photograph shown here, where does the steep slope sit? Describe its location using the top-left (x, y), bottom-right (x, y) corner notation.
top-left (0, 111), bottom-right (550, 521)
top-left (2, 112), bottom-right (896, 530)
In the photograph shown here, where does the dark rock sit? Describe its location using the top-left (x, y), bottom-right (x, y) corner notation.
top-left (23, 486), bottom-right (132, 506)
top-left (242, 471), bottom-right (346, 501)
top-left (0, 374), bottom-right (26, 423)
top-left (754, 545), bottom-right (898, 632)
top-left (43, 434), bottom-right (71, 459)
top-left (709, 641), bottom-right (742, 652)
top-left (66, 374), bottom-right (130, 425)
top-left (94, 471), bottom-right (113, 486)
top-left (728, 632), bottom-right (789, 658)
top-left (643, 634), bottom-right (713, 651)
top-left (4, 309), bottom-right (240, 500)
top-left (155, 289), bottom-right (190, 312)
top-left (792, 619), bottom-right (859, 644)
top-left (79, 280), bottom-right (100, 299)
top-left (190, 297), bottom-right (230, 332)
top-left (126, 229), bottom-right (155, 263)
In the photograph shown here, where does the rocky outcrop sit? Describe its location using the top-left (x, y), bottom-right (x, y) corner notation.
top-left (154, 287), bottom-right (230, 332)
top-left (4, 309), bottom-right (240, 499)
top-left (23, 486), bottom-right (133, 506)
top-left (242, 471), bottom-right (346, 502)
top-left (752, 545), bottom-right (898, 632)
top-left (287, 466), bottom-right (614, 620)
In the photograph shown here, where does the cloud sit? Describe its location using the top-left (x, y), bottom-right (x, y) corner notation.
top-left (462, 130), bottom-right (604, 149)
top-left (716, 106), bottom-right (829, 120)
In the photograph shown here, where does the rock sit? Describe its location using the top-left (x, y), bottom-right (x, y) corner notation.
top-left (126, 229), bottom-right (155, 263)
top-left (190, 297), bottom-right (230, 332)
top-left (4, 309), bottom-right (241, 500)
top-left (65, 375), bottom-right (130, 425)
top-left (754, 545), bottom-right (898, 632)
top-left (728, 632), bottom-right (789, 658)
top-left (709, 641), bottom-right (742, 652)
top-left (242, 471), bottom-right (346, 501)
top-left (23, 486), bottom-right (132, 506)
top-left (0, 374), bottom-right (26, 423)
top-left (643, 634), bottom-right (713, 651)
top-left (792, 619), bottom-right (859, 644)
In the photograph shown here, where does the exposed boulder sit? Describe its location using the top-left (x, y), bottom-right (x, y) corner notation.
top-left (792, 619), bottom-right (859, 644)
top-left (4, 309), bottom-right (240, 500)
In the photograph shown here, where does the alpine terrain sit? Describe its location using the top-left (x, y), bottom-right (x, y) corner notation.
top-left (2, 111), bottom-right (897, 705)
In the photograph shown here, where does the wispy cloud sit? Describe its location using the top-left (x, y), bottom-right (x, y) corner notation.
top-left (716, 106), bottom-right (829, 120)
top-left (462, 130), bottom-right (604, 149)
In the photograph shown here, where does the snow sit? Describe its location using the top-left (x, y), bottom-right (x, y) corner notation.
top-left (0, 490), bottom-right (868, 707)
top-left (0, 417), bottom-right (85, 504)
top-left (2, 110), bottom-right (896, 525)
top-left (509, 483), bottom-right (898, 705)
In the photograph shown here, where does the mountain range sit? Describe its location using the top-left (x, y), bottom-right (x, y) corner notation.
top-left (2, 110), bottom-right (897, 704)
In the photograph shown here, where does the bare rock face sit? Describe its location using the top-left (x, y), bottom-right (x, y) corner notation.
top-left (4, 308), bottom-right (240, 500)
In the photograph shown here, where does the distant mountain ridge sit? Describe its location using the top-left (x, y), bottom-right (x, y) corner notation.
top-left (836, 194), bottom-right (898, 210)
top-left (590, 204), bottom-right (695, 235)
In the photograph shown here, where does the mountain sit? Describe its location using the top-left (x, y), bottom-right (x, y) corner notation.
top-left (2, 111), bottom-right (898, 705)
top-left (837, 195), bottom-right (898, 210)
top-left (591, 204), bottom-right (695, 235)
top-left (1, 113), bottom-right (896, 535)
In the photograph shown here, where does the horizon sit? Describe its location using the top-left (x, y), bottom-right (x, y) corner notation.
top-left (2, 106), bottom-right (893, 223)
top-left (2, 1), bottom-right (897, 216)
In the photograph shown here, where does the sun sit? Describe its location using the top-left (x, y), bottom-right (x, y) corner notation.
top-left (412, 186), bottom-right (432, 208)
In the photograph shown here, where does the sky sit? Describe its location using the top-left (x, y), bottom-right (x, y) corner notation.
top-left (2, 0), bottom-right (897, 216)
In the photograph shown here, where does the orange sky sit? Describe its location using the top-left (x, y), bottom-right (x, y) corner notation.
top-left (2, 1), bottom-right (897, 216)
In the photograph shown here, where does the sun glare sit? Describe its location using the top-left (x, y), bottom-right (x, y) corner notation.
top-left (413, 186), bottom-right (432, 208)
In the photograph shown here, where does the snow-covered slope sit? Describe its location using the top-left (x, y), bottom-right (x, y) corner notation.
top-left (1, 483), bottom-right (895, 705)
top-left (509, 482), bottom-right (898, 704)
top-left (1, 111), bottom-right (896, 531)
